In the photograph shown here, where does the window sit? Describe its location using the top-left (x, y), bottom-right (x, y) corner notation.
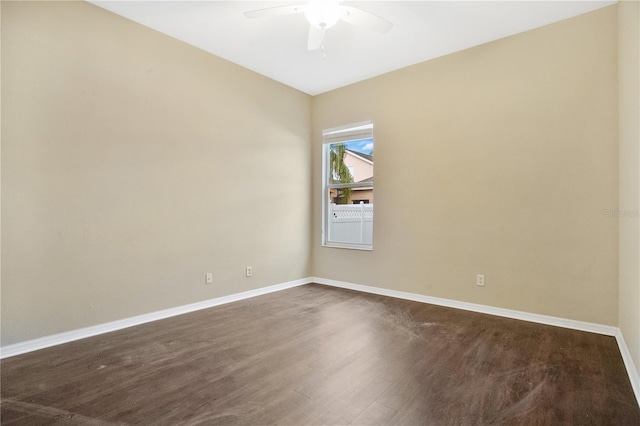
top-left (322, 121), bottom-right (374, 250)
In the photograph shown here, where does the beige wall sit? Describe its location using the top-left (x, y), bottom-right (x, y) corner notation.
top-left (618, 0), bottom-right (640, 377)
top-left (312, 6), bottom-right (619, 325)
top-left (1, 1), bottom-right (312, 345)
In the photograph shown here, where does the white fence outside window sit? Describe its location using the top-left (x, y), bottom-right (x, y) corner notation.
top-left (328, 203), bottom-right (373, 245)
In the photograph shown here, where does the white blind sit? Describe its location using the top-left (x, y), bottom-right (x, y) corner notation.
top-left (322, 120), bottom-right (373, 144)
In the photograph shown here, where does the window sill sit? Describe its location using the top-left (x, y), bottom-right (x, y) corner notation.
top-left (322, 242), bottom-right (373, 251)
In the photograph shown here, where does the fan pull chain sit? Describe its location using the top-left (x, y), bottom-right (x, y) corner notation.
top-left (322, 43), bottom-right (326, 60)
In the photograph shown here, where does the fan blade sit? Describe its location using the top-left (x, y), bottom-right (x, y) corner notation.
top-left (308, 26), bottom-right (325, 50)
top-left (244, 4), bottom-right (306, 19)
top-left (340, 6), bottom-right (393, 33)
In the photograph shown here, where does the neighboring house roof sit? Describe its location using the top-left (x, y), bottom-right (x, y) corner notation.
top-left (345, 149), bottom-right (373, 164)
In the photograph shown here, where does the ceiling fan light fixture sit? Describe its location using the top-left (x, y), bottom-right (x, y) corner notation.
top-left (304, 1), bottom-right (344, 30)
top-left (244, 0), bottom-right (393, 52)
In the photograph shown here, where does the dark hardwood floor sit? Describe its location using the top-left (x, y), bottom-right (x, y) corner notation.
top-left (2, 284), bottom-right (639, 425)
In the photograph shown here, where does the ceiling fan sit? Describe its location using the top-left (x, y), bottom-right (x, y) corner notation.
top-left (243, 1), bottom-right (393, 51)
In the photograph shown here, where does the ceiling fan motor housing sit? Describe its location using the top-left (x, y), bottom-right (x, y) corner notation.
top-left (304, 1), bottom-right (344, 30)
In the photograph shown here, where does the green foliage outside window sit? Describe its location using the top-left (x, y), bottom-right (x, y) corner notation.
top-left (329, 143), bottom-right (353, 204)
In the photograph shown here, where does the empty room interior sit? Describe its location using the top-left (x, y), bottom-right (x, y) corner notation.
top-left (1, 0), bottom-right (640, 424)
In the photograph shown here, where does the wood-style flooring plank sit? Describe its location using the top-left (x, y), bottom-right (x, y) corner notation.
top-left (2, 283), bottom-right (638, 425)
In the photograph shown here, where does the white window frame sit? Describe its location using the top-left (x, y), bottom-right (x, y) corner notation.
top-left (322, 120), bottom-right (374, 251)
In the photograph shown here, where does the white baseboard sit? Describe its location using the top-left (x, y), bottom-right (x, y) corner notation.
top-left (615, 331), bottom-right (640, 406)
top-left (0, 277), bottom-right (312, 359)
top-left (312, 277), bottom-right (639, 408)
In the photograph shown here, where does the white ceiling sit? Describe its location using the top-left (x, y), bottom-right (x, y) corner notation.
top-left (90, 1), bottom-right (616, 95)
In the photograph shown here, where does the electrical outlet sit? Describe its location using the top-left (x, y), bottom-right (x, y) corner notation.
top-left (476, 274), bottom-right (485, 286)
top-left (246, 266), bottom-right (252, 277)
top-left (205, 273), bottom-right (213, 285)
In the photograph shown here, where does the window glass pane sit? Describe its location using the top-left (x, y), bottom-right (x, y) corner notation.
top-left (327, 202), bottom-right (373, 245)
top-left (327, 139), bottom-right (374, 185)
